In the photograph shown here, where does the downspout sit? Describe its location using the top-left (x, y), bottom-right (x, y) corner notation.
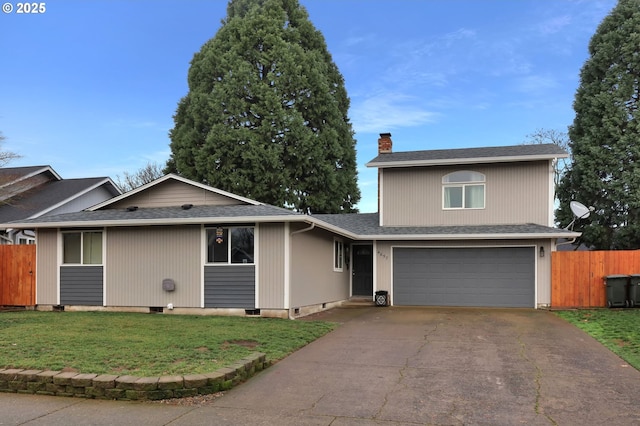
top-left (290, 222), bottom-right (315, 236)
top-left (556, 237), bottom-right (578, 246)
top-left (288, 222), bottom-right (316, 319)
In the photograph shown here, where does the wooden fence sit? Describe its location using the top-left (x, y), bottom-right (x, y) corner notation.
top-left (0, 245), bottom-right (36, 306)
top-left (551, 250), bottom-right (640, 308)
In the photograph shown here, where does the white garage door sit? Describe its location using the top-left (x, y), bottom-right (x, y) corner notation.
top-left (393, 247), bottom-right (535, 307)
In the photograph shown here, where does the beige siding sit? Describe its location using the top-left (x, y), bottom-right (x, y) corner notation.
top-left (35, 229), bottom-right (58, 304)
top-left (105, 226), bottom-right (202, 307)
top-left (108, 180), bottom-right (245, 209)
top-left (375, 239), bottom-right (552, 307)
top-left (290, 225), bottom-right (350, 307)
top-left (381, 161), bottom-right (552, 226)
top-left (257, 223), bottom-right (286, 309)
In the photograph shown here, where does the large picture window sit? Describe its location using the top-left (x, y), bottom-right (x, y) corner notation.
top-left (207, 227), bottom-right (254, 264)
top-left (443, 171), bottom-right (485, 209)
top-left (62, 231), bottom-right (103, 264)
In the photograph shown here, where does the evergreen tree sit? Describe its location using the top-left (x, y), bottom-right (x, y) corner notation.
top-left (167, 0), bottom-right (360, 213)
top-left (557, 0), bottom-right (640, 249)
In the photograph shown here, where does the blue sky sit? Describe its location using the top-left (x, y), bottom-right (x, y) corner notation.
top-left (1, 0), bottom-right (616, 212)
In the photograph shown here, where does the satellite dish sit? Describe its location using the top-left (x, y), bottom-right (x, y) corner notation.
top-left (570, 201), bottom-right (591, 219)
top-left (565, 200), bottom-right (594, 230)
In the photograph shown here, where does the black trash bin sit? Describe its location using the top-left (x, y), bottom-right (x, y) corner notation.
top-left (605, 275), bottom-right (629, 308)
top-left (375, 290), bottom-right (388, 306)
top-left (628, 275), bottom-right (640, 308)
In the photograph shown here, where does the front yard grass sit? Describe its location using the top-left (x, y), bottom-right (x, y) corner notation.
top-left (555, 309), bottom-right (640, 370)
top-left (0, 311), bottom-right (336, 377)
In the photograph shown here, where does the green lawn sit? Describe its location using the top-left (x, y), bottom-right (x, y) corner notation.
top-left (554, 309), bottom-right (640, 370)
top-left (0, 311), bottom-right (336, 377)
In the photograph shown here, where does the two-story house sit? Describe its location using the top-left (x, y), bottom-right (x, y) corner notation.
top-left (319, 133), bottom-right (578, 309)
top-left (0, 135), bottom-right (578, 316)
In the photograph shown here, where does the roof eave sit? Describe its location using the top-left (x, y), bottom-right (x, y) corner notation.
top-left (1, 215), bottom-right (309, 230)
top-left (355, 231), bottom-right (581, 240)
top-left (366, 154), bottom-right (567, 169)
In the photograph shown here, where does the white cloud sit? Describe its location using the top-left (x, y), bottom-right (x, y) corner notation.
top-left (104, 118), bottom-right (161, 129)
top-left (538, 15), bottom-right (572, 35)
top-left (350, 92), bottom-right (440, 133)
top-left (514, 74), bottom-right (559, 93)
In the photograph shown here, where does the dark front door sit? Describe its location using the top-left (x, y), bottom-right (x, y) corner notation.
top-left (352, 244), bottom-right (373, 296)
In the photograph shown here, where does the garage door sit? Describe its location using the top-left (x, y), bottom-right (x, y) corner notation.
top-left (393, 247), bottom-right (535, 307)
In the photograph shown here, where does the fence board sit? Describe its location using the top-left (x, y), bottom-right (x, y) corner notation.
top-left (552, 250), bottom-right (640, 308)
top-left (0, 245), bottom-right (36, 306)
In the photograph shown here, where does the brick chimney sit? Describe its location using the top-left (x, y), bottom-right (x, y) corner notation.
top-left (378, 133), bottom-right (392, 154)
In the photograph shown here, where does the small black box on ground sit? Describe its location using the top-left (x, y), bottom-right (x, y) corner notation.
top-left (375, 290), bottom-right (388, 307)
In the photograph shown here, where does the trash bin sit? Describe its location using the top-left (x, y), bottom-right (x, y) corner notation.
top-left (628, 275), bottom-right (640, 308)
top-left (375, 290), bottom-right (388, 307)
top-left (605, 275), bottom-right (629, 308)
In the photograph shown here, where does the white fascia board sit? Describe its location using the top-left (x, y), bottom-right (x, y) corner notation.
top-left (355, 231), bottom-right (581, 240)
top-left (304, 217), bottom-right (359, 240)
top-left (366, 153), bottom-right (569, 169)
top-left (2, 215), bottom-right (309, 230)
top-left (88, 174), bottom-right (261, 211)
top-left (2, 215), bottom-right (358, 239)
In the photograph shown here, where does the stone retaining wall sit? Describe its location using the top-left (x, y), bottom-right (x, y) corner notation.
top-left (0, 352), bottom-right (267, 401)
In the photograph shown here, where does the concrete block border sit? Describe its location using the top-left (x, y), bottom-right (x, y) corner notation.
top-left (0, 352), bottom-right (267, 401)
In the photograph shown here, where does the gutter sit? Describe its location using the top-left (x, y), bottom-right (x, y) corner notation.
top-left (290, 222), bottom-right (315, 236)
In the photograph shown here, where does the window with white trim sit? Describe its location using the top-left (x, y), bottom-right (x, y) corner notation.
top-left (333, 239), bottom-right (344, 271)
top-left (443, 171), bottom-right (485, 209)
top-left (206, 227), bottom-right (254, 264)
top-left (62, 231), bottom-right (103, 264)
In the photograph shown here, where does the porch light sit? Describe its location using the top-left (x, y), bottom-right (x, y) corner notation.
top-left (539, 246), bottom-right (545, 257)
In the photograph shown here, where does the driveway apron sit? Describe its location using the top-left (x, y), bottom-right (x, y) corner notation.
top-left (1, 307), bottom-right (640, 425)
top-left (192, 307), bottom-right (640, 425)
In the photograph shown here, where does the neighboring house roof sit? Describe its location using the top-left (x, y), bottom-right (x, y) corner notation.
top-left (0, 165), bottom-right (61, 184)
top-left (0, 177), bottom-right (121, 222)
top-left (366, 143), bottom-right (568, 168)
top-left (313, 213), bottom-right (580, 240)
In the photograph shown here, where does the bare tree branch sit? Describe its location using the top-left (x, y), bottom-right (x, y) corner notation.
top-left (0, 132), bottom-right (21, 167)
top-left (115, 162), bottom-right (165, 192)
top-left (523, 128), bottom-right (571, 198)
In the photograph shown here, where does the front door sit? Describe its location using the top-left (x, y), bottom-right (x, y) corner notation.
top-left (352, 244), bottom-right (373, 296)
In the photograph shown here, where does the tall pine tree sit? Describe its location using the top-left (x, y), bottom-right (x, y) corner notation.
top-left (557, 0), bottom-right (640, 249)
top-left (167, 0), bottom-right (360, 213)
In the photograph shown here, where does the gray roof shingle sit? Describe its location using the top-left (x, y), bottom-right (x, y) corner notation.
top-left (313, 213), bottom-right (577, 238)
top-left (367, 143), bottom-right (567, 166)
top-left (6, 203), bottom-right (301, 227)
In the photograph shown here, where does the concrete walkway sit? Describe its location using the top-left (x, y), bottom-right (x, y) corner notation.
top-left (2, 307), bottom-right (640, 425)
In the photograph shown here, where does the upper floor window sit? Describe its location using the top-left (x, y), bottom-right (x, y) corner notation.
top-left (63, 231), bottom-right (103, 265)
top-left (207, 227), bottom-right (254, 264)
top-left (442, 171), bottom-right (485, 209)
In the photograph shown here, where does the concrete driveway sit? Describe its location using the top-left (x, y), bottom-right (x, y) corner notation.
top-left (2, 307), bottom-right (640, 425)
